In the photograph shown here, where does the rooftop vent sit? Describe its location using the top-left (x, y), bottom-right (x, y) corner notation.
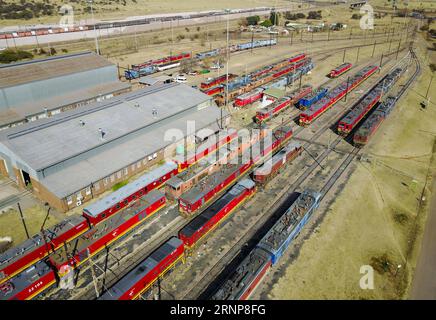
top-left (79, 120), bottom-right (85, 126)
top-left (134, 102), bottom-right (140, 108)
top-left (152, 108), bottom-right (158, 118)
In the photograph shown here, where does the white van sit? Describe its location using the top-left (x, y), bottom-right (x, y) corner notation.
top-left (173, 74), bottom-right (187, 83)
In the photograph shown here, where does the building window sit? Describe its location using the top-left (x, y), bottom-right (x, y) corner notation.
top-left (124, 168), bottom-right (128, 176)
top-left (142, 159), bottom-right (147, 165)
top-left (67, 196), bottom-right (73, 205)
top-left (117, 171), bottom-right (122, 179)
top-left (85, 187), bottom-right (91, 196)
top-left (148, 155), bottom-right (153, 161)
top-left (94, 182), bottom-right (100, 191)
top-left (153, 153), bottom-right (157, 159)
top-left (110, 174), bottom-right (115, 183)
top-left (76, 191), bottom-right (83, 200)
top-left (131, 164), bottom-right (135, 171)
top-left (103, 177), bottom-right (109, 186)
top-left (137, 161), bottom-right (141, 169)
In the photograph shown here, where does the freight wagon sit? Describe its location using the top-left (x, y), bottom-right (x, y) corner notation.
top-left (299, 65), bottom-right (379, 126)
top-left (0, 260), bottom-right (56, 300)
top-left (255, 85), bottom-right (312, 123)
top-left (257, 190), bottom-right (321, 264)
top-left (211, 189), bottom-right (321, 300)
top-left (0, 215), bottom-right (88, 284)
top-left (297, 87), bottom-right (328, 110)
top-left (211, 248), bottom-right (271, 300)
top-left (329, 62), bottom-right (352, 78)
top-left (179, 179), bottom-right (256, 249)
top-left (337, 67), bottom-right (403, 135)
top-left (353, 96), bottom-right (397, 147)
top-left (99, 237), bottom-right (184, 300)
top-left (50, 190), bottom-right (166, 275)
top-left (253, 142), bottom-right (302, 185)
top-left (157, 61), bottom-right (181, 72)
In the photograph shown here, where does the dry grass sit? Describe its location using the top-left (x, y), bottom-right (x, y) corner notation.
top-left (264, 34), bottom-right (436, 299)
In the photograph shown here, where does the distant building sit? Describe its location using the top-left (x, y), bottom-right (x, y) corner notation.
top-left (0, 51), bottom-right (131, 130)
top-left (0, 83), bottom-right (230, 212)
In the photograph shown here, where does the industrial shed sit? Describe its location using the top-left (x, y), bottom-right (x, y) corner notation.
top-left (0, 83), bottom-right (230, 212)
top-left (0, 51), bottom-right (131, 129)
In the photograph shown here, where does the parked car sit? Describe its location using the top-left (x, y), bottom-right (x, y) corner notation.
top-left (173, 74), bottom-right (187, 83)
top-left (188, 71), bottom-right (199, 76)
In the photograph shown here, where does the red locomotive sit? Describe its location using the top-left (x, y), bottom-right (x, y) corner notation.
top-left (299, 65), bottom-right (378, 126)
top-left (50, 190), bottom-right (166, 274)
top-left (253, 142), bottom-right (302, 185)
top-left (200, 74), bottom-right (237, 90)
top-left (0, 215), bottom-right (88, 284)
top-left (202, 86), bottom-right (225, 96)
top-left (234, 88), bottom-right (264, 107)
top-left (179, 179), bottom-right (256, 249)
top-left (0, 260), bottom-right (56, 300)
top-left (173, 129), bottom-right (237, 171)
top-left (329, 62), bottom-right (352, 78)
top-left (99, 237), bottom-right (185, 300)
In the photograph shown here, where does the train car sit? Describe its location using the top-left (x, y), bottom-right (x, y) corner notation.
top-left (51, 190), bottom-right (166, 274)
top-left (173, 129), bottom-right (237, 171)
top-left (0, 215), bottom-right (88, 284)
top-left (166, 149), bottom-right (230, 200)
top-left (329, 62), bottom-right (352, 78)
top-left (257, 190), bottom-right (321, 265)
top-left (195, 49), bottom-right (221, 60)
top-left (82, 162), bottom-right (177, 226)
top-left (0, 260), bottom-right (56, 301)
top-left (253, 142), bottom-right (302, 185)
top-left (178, 163), bottom-right (251, 216)
top-left (338, 67), bottom-right (403, 135)
top-left (202, 86), bottom-right (225, 96)
top-left (211, 248), bottom-right (271, 300)
top-left (297, 87), bottom-right (328, 110)
top-left (289, 53), bottom-right (306, 64)
top-left (179, 179), bottom-right (256, 249)
top-left (353, 96), bottom-right (397, 147)
top-left (234, 88), bottom-right (264, 107)
top-left (156, 62), bottom-right (181, 72)
top-left (299, 65), bottom-right (378, 126)
top-left (337, 87), bottom-right (381, 135)
top-left (99, 237), bottom-right (184, 300)
top-left (200, 74), bottom-right (237, 90)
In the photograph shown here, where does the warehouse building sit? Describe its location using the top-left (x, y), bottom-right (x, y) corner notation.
top-left (0, 83), bottom-right (230, 212)
top-left (0, 51), bottom-right (131, 129)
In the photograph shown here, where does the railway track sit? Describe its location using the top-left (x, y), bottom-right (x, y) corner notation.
top-left (37, 39), bottom-right (417, 301)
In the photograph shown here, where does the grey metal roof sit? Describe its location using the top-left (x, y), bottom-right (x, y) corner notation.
top-left (0, 83), bottom-right (214, 171)
top-left (0, 83), bottom-right (227, 198)
top-left (0, 81), bottom-right (131, 127)
top-left (0, 51), bottom-right (114, 89)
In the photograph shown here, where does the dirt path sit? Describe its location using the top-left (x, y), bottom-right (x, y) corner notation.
top-left (411, 174), bottom-right (436, 300)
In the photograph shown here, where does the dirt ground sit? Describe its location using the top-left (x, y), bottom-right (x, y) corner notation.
top-left (259, 33), bottom-right (436, 300)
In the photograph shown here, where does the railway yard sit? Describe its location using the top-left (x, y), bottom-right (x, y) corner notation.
top-left (0, 0), bottom-right (435, 302)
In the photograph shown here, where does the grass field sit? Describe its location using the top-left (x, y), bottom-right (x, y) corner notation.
top-left (259, 33), bottom-right (436, 299)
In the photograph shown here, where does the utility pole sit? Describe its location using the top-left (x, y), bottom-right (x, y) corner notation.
top-left (342, 48), bottom-right (346, 63)
top-left (344, 76), bottom-right (350, 102)
top-left (327, 27), bottom-right (330, 41)
top-left (379, 53), bottom-right (384, 71)
top-left (396, 39), bottom-right (401, 59)
top-left (372, 41), bottom-right (377, 58)
top-left (88, 0), bottom-right (100, 55)
top-left (17, 202), bottom-right (30, 240)
top-left (425, 73), bottom-right (434, 100)
top-left (356, 46), bottom-right (360, 63)
top-left (224, 8), bottom-right (230, 129)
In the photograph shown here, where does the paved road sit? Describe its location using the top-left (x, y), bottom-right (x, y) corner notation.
top-left (0, 4), bottom-right (337, 48)
top-left (411, 175), bottom-right (436, 300)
